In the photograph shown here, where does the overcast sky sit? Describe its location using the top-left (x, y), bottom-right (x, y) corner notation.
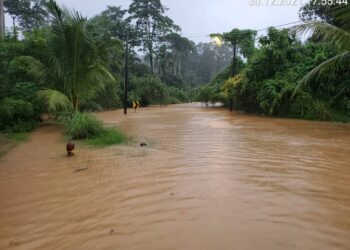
top-left (6, 0), bottom-right (305, 43)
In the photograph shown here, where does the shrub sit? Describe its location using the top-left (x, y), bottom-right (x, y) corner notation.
top-left (11, 82), bottom-right (44, 119)
top-left (196, 84), bottom-right (225, 105)
top-left (289, 93), bottom-right (332, 121)
top-left (166, 86), bottom-right (188, 103)
top-left (0, 98), bottom-right (38, 132)
top-left (93, 81), bottom-right (122, 110)
top-left (66, 112), bottom-right (103, 139)
top-left (80, 101), bottom-right (104, 112)
top-left (257, 79), bottom-right (283, 115)
top-left (131, 75), bottom-right (166, 106)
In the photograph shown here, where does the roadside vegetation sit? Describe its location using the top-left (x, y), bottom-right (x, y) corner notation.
top-left (0, 0), bottom-right (229, 144)
top-left (63, 112), bottom-right (126, 146)
top-left (197, 1), bottom-right (350, 122)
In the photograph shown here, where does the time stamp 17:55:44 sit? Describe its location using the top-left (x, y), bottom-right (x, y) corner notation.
top-left (249, 0), bottom-right (348, 6)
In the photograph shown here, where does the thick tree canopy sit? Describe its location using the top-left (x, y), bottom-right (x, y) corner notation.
top-left (128, 0), bottom-right (180, 72)
top-left (4, 0), bottom-right (48, 32)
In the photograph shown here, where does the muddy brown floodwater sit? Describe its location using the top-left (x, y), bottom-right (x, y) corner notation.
top-left (1, 103), bottom-right (350, 250)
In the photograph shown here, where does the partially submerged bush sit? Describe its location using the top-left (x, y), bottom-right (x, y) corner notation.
top-left (65, 112), bottom-right (103, 139)
top-left (86, 128), bottom-right (126, 147)
top-left (65, 112), bottom-right (127, 146)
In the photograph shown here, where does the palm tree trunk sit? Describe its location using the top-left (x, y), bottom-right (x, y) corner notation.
top-left (178, 60), bottom-right (181, 76)
top-left (12, 17), bottom-right (17, 40)
top-left (149, 43), bottom-right (154, 73)
top-left (231, 43), bottom-right (237, 77)
top-left (124, 33), bottom-right (129, 115)
top-left (229, 43), bottom-right (237, 111)
top-left (73, 96), bottom-right (79, 111)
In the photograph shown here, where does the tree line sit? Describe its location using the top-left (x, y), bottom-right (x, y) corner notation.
top-left (198, 1), bottom-right (350, 122)
top-left (0, 0), bottom-right (232, 134)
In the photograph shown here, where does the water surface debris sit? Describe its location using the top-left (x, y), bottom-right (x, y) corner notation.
top-left (74, 167), bottom-right (88, 172)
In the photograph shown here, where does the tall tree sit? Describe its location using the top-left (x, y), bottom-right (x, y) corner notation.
top-left (92, 6), bottom-right (128, 40)
top-left (0, 0), bottom-right (4, 39)
top-left (211, 29), bottom-right (256, 110)
top-left (4, 0), bottom-right (26, 39)
top-left (163, 33), bottom-right (194, 77)
top-left (222, 29), bottom-right (256, 77)
top-left (20, 0), bottom-right (49, 31)
top-left (299, 0), bottom-right (344, 26)
top-left (155, 44), bottom-right (171, 82)
top-left (193, 43), bottom-right (217, 83)
top-left (128, 0), bottom-right (180, 73)
top-left (4, 0), bottom-right (48, 38)
top-left (91, 6), bottom-right (139, 47)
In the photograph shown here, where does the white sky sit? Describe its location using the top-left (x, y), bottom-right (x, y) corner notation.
top-left (5, 0), bottom-right (305, 43)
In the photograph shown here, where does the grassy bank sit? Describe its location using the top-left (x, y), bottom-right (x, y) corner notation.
top-left (85, 127), bottom-right (127, 147)
top-left (0, 133), bottom-right (29, 157)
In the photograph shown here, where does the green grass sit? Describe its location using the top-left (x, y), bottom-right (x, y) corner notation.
top-left (7, 132), bottom-right (29, 142)
top-left (66, 112), bottom-right (103, 139)
top-left (63, 112), bottom-right (127, 147)
top-left (85, 127), bottom-right (126, 147)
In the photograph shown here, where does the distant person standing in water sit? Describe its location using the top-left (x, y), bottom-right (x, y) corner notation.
top-left (133, 100), bottom-right (140, 112)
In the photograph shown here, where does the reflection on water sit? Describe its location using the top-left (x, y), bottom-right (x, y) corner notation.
top-left (1, 103), bottom-right (350, 249)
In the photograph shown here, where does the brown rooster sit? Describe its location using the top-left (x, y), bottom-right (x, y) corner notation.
top-left (66, 142), bottom-right (75, 157)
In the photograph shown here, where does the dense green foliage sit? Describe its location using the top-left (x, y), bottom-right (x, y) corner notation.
top-left (0, 97), bottom-right (38, 132)
top-left (25, 0), bottom-right (116, 112)
top-left (128, 0), bottom-right (180, 73)
top-left (197, 1), bottom-right (350, 122)
top-left (65, 112), bottom-right (103, 140)
top-left (4, 0), bottom-right (49, 38)
top-left (292, 5), bottom-right (350, 95)
top-left (129, 75), bottom-right (188, 106)
top-left (0, 33), bottom-right (44, 132)
top-left (232, 28), bottom-right (347, 120)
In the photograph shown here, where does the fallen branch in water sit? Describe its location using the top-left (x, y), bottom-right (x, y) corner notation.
top-left (74, 167), bottom-right (88, 172)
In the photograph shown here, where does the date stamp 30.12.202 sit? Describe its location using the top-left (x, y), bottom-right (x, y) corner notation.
top-left (248, 0), bottom-right (348, 7)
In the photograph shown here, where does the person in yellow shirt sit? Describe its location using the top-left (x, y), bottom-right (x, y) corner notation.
top-left (133, 100), bottom-right (140, 112)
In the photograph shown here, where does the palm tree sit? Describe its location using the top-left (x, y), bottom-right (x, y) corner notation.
top-left (24, 0), bottom-right (115, 112)
top-left (292, 5), bottom-right (350, 97)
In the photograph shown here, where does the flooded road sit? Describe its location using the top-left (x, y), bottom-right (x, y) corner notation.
top-left (1, 103), bottom-right (350, 250)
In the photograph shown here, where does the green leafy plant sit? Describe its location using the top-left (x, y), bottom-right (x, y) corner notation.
top-left (292, 5), bottom-right (350, 96)
top-left (65, 112), bottom-right (103, 139)
top-left (0, 98), bottom-right (38, 132)
top-left (65, 112), bottom-right (126, 146)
